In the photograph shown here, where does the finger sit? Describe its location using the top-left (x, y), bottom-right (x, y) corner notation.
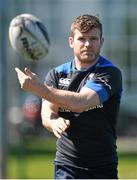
top-left (15, 67), bottom-right (26, 77)
top-left (65, 120), bottom-right (70, 126)
top-left (58, 118), bottom-right (70, 130)
top-left (15, 67), bottom-right (26, 86)
top-left (53, 128), bottom-right (62, 138)
top-left (24, 67), bottom-right (36, 78)
top-left (53, 131), bottom-right (61, 139)
top-left (59, 121), bottom-right (67, 129)
top-left (56, 126), bottom-right (64, 134)
top-left (57, 119), bottom-right (67, 130)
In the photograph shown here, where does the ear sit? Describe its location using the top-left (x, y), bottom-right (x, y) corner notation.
top-left (100, 37), bottom-right (104, 47)
top-left (68, 36), bottom-right (74, 48)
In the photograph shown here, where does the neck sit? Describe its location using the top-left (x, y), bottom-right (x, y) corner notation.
top-left (74, 56), bottom-right (99, 70)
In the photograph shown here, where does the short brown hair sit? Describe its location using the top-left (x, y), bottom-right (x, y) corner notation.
top-left (70, 14), bottom-right (103, 37)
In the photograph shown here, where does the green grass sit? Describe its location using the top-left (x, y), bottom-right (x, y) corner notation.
top-left (8, 153), bottom-right (137, 179)
top-left (8, 154), bottom-right (55, 179)
top-left (118, 152), bottom-right (137, 179)
top-left (7, 137), bottom-right (137, 179)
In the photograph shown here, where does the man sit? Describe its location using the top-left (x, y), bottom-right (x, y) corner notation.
top-left (15, 14), bottom-right (123, 179)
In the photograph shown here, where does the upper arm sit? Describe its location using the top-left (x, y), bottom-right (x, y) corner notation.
top-left (74, 87), bottom-right (100, 113)
top-left (84, 68), bottom-right (122, 104)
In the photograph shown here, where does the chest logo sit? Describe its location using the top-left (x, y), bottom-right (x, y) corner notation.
top-left (59, 78), bottom-right (71, 87)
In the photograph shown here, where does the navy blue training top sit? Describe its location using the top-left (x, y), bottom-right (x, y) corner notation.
top-left (44, 56), bottom-right (123, 168)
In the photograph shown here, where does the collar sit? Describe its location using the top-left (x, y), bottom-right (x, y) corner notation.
top-left (72, 56), bottom-right (102, 72)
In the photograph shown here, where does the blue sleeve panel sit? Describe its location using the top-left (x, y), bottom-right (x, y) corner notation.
top-left (85, 81), bottom-right (109, 103)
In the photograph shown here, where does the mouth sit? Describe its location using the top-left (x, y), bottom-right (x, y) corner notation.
top-left (81, 48), bottom-right (92, 52)
top-left (81, 50), bottom-right (93, 55)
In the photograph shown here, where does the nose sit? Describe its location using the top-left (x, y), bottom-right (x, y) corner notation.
top-left (85, 40), bottom-right (90, 47)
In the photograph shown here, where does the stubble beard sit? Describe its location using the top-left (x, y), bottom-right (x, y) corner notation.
top-left (79, 51), bottom-right (100, 65)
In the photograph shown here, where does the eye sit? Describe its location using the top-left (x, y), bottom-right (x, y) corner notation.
top-left (90, 37), bottom-right (99, 41)
top-left (78, 37), bottom-right (85, 41)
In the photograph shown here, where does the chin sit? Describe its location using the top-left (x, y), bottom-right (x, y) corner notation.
top-left (82, 56), bottom-right (96, 63)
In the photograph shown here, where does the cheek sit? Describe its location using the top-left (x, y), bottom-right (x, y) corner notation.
top-left (94, 42), bottom-right (102, 49)
top-left (75, 41), bottom-right (83, 48)
top-left (72, 42), bottom-right (82, 51)
top-left (74, 46), bottom-right (83, 57)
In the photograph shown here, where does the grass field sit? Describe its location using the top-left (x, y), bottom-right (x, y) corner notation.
top-left (8, 154), bottom-right (55, 179)
top-left (7, 137), bottom-right (137, 179)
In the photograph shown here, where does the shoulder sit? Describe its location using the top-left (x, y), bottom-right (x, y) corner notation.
top-left (45, 60), bottom-right (73, 84)
top-left (97, 56), bottom-right (122, 76)
top-left (55, 60), bottom-right (73, 74)
top-left (98, 56), bottom-right (121, 70)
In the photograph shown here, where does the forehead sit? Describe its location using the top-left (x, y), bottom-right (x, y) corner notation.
top-left (73, 28), bottom-right (101, 37)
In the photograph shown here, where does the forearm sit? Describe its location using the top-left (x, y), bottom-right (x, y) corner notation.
top-left (43, 85), bottom-right (80, 111)
top-left (15, 67), bottom-right (100, 113)
top-left (41, 111), bottom-right (58, 132)
top-left (37, 84), bottom-right (99, 113)
top-left (41, 101), bottom-right (70, 138)
top-left (23, 81), bottom-right (100, 113)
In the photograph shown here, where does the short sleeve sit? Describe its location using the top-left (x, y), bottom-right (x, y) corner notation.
top-left (44, 69), bottom-right (58, 88)
top-left (84, 67), bottom-right (122, 103)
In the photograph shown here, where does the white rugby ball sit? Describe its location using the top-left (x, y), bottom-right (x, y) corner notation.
top-left (9, 13), bottom-right (50, 61)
